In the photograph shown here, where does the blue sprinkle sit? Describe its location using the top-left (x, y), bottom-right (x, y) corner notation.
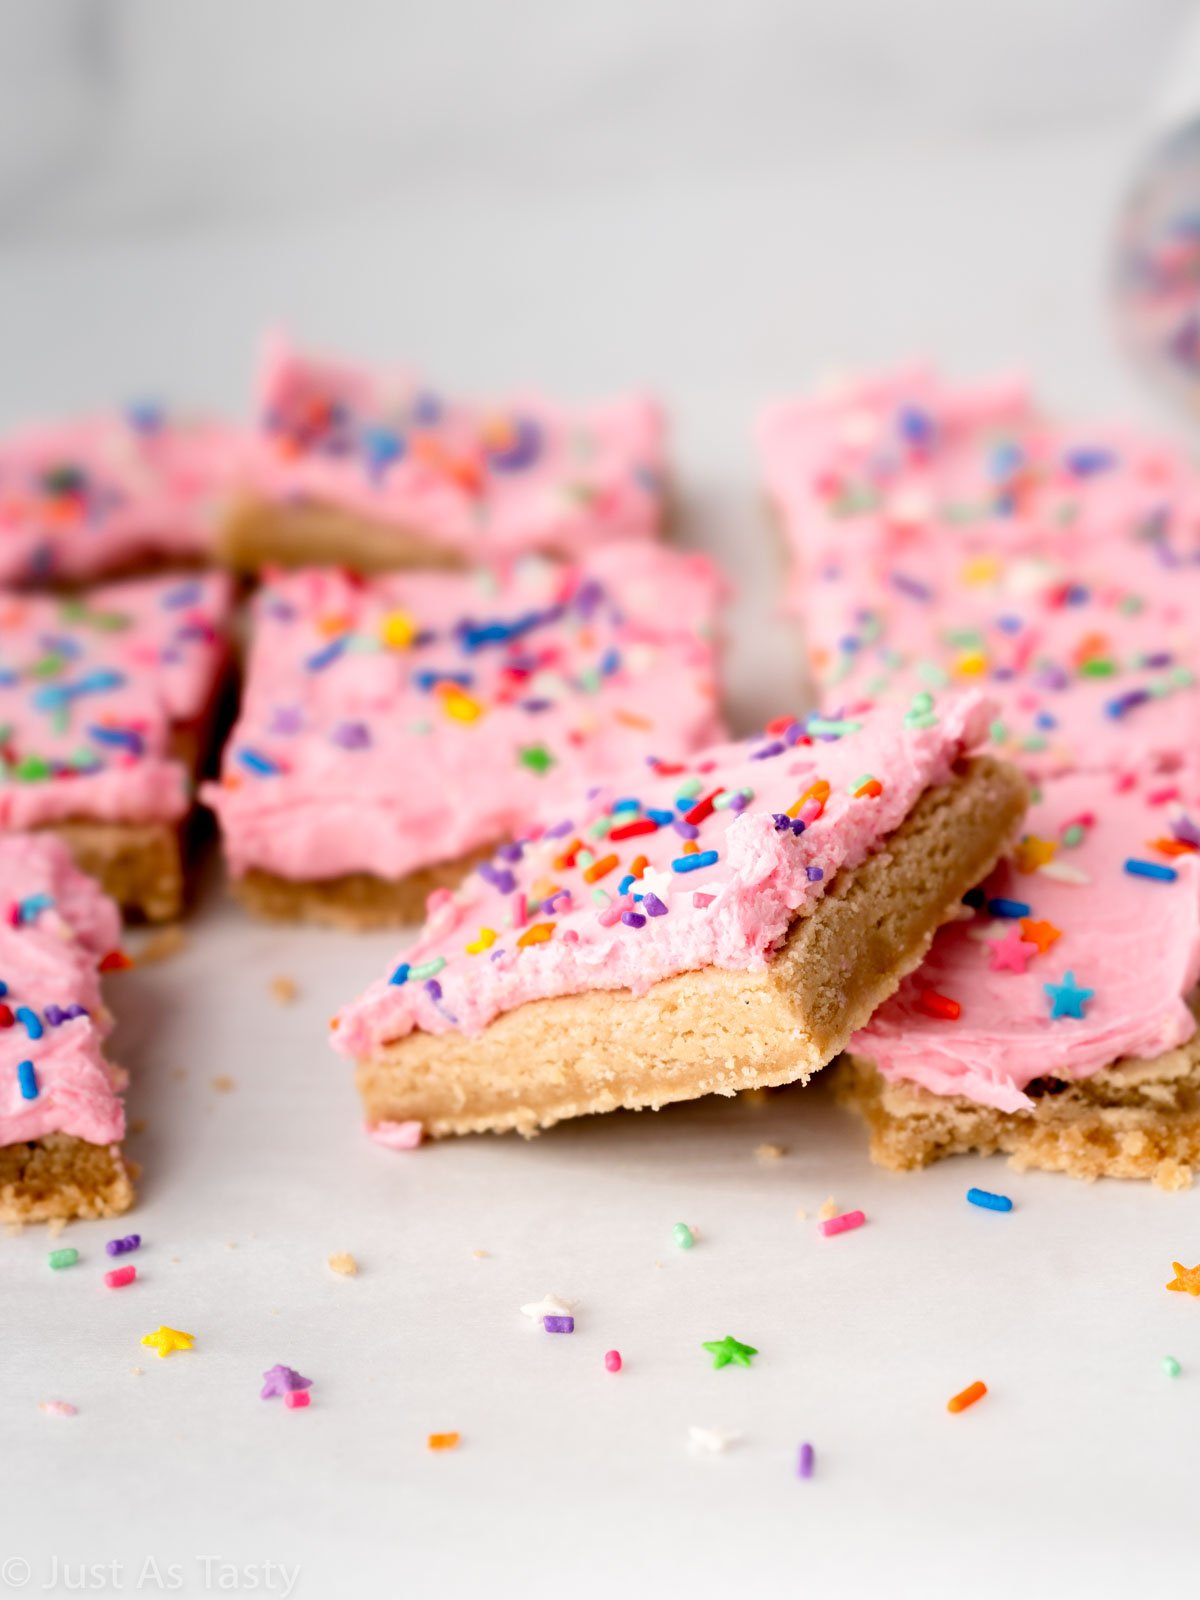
top-left (17, 1060), bottom-right (38, 1100)
top-left (1124, 858), bottom-right (1178, 883)
top-left (14, 1006), bottom-right (43, 1041)
top-left (671, 851), bottom-right (718, 874)
top-left (617, 875), bottom-right (636, 895)
top-left (986, 897), bottom-right (1031, 919)
top-left (388, 964), bottom-right (411, 987)
top-left (304, 636), bottom-right (349, 673)
top-left (967, 1187), bottom-right (1013, 1213)
top-left (645, 808), bottom-right (674, 827)
top-left (236, 749), bottom-right (282, 777)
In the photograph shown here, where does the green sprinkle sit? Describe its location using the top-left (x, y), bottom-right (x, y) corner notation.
top-left (989, 719), bottom-right (1008, 745)
top-left (28, 653), bottom-right (66, 680)
top-left (48, 1247), bottom-right (78, 1271)
top-left (672, 1223), bottom-right (695, 1250)
top-left (852, 773), bottom-right (875, 792)
top-left (588, 816), bottom-right (613, 839)
top-left (701, 1335), bottom-right (758, 1370)
top-left (806, 717), bottom-right (861, 738)
top-left (577, 667), bottom-right (602, 694)
top-left (1118, 594), bottom-right (1144, 615)
top-left (1020, 735), bottom-right (1049, 752)
top-left (409, 957), bottom-right (446, 982)
top-left (1079, 658), bottom-right (1115, 678)
top-left (591, 887), bottom-right (611, 906)
top-left (14, 756), bottom-right (51, 782)
top-left (577, 849), bottom-right (595, 871)
top-left (714, 788), bottom-right (753, 811)
top-left (674, 778), bottom-right (703, 801)
top-left (408, 720), bottom-right (433, 736)
top-left (1061, 824), bottom-right (1086, 848)
top-left (519, 745), bottom-right (555, 775)
top-left (914, 660), bottom-right (950, 688)
top-left (1163, 1355), bottom-right (1182, 1378)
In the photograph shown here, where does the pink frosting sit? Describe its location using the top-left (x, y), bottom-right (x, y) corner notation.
top-left (804, 527), bottom-right (1200, 780)
top-left (330, 690), bottom-right (993, 1058)
top-left (242, 332), bottom-right (666, 560)
top-left (758, 366), bottom-right (1200, 615)
top-left (850, 766), bottom-right (1200, 1112)
top-left (0, 410), bottom-right (248, 585)
top-left (0, 573), bottom-right (233, 830)
top-left (202, 545), bottom-right (726, 882)
top-left (0, 833), bottom-right (126, 1148)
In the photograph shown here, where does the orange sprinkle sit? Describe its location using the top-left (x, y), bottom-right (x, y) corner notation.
top-left (1150, 837), bottom-right (1199, 858)
top-left (947, 1381), bottom-right (987, 1414)
top-left (629, 854), bottom-right (649, 879)
top-left (614, 709), bottom-right (653, 731)
top-left (582, 854), bottom-right (618, 884)
top-left (682, 840), bottom-right (699, 855)
top-left (316, 613), bottom-right (352, 638)
top-left (854, 779), bottom-right (883, 799)
top-left (788, 778), bottom-right (830, 819)
top-left (1019, 918), bottom-right (1061, 955)
top-left (427, 1431), bottom-right (460, 1451)
top-left (553, 838), bottom-right (584, 871)
top-left (516, 923), bottom-right (554, 948)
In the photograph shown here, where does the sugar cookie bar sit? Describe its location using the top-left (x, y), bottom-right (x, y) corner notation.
top-left (0, 834), bottom-right (133, 1222)
top-left (757, 366), bottom-right (1200, 614)
top-left (219, 333), bottom-right (667, 574)
top-left (0, 573), bottom-right (234, 920)
top-left (838, 763), bottom-right (1200, 1187)
top-left (0, 408), bottom-right (244, 586)
top-left (801, 524), bottom-right (1200, 780)
top-left (202, 545), bottom-right (725, 929)
top-left (331, 691), bottom-right (1027, 1139)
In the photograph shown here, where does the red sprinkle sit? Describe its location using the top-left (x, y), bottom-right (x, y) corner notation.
top-left (609, 819), bottom-right (659, 841)
top-left (819, 1210), bottom-right (866, 1238)
top-left (917, 990), bottom-right (962, 1021)
top-left (99, 949), bottom-right (134, 973)
top-left (103, 1265), bottom-right (136, 1289)
top-left (684, 788), bottom-right (724, 825)
top-left (604, 1350), bottom-right (622, 1373)
top-left (284, 1389), bottom-right (311, 1410)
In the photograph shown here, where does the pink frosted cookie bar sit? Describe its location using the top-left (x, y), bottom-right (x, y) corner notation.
top-left (0, 833), bottom-right (134, 1222)
top-left (0, 572), bottom-right (234, 920)
top-left (203, 545), bottom-right (726, 927)
top-left (330, 690), bottom-right (1027, 1138)
top-left (758, 366), bottom-right (1200, 614)
top-left (804, 527), bottom-right (1199, 781)
top-left (218, 332), bottom-right (667, 574)
top-left (0, 407), bottom-right (245, 587)
top-left (839, 763), bottom-right (1200, 1186)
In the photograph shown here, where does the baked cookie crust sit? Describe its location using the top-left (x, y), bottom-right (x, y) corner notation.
top-left (0, 1131), bottom-right (136, 1224)
top-left (232, 843), bottom-right (496, 931)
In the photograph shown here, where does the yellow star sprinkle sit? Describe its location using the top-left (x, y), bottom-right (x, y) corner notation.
top-left (1013, 836), bottom-right (1058, 874)
top-left (1167, 1263), bottom-right (1200, 1296)
top-left (141, 1326), bottom-right (194, 1358)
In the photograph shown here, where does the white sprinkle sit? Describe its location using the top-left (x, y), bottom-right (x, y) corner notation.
top-left (1037, 861), bottom-right (1090, 885)
top-left (520, 1294), bottom-right (574, 1322)
top-left (688, 1426), bottom-right (739, 1454)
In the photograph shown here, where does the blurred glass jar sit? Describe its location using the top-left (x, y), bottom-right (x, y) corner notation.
top-left (1115, 20), bottom-right (1200, 418)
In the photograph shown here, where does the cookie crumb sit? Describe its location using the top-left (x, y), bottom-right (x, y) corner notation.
top-left (129, 1367), bottom-right (144, 1377)
top-left (136, 925), bottom-right (186, 964)
top-left (1154, 1159), bottom-right (1193, 1193)
top-left (211, 1075), bottom-right (236, 1093)
top-left (754, 1143), bottom-right (785, 1163)
top-left (270, 976), bottom-right (298, 1005)
top-left (472, 1249), bottom-right (490, 1260)
top-left (818, 1196), bottom-right (838, 1221)
top-left (328, 1251), bottom-right (358, 1277)
top-left (46, 1217), bottom-right (67, 1239)
top-left (128, 1118), bottom-right (146, 1136)
top-left (795, 1208), bottom-right (808, 1221)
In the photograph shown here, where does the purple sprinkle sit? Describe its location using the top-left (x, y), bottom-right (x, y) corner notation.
top-left (1173, 812), bottom-right (1200, 849)
top-left (268, 705), bottom-right (304, 736)
top-left (643, 893), bottom-right (667, 916)
top-left (43, 1005), bottom-right (65, 1027)
top-left (890, 572), bottom-right (932, 602)
top-left (729, 792), bottom-right (751, 811)
top-left (798, 1442), bottom-right (815, 1479)
top-left (496, 842), bottom-right (525, 862)
top-left (750, 741), bottom-right (786, 761)
top-left (543, 1315), bottom-right (575, 1334)
top-left (773, 813), bottom-right (791, 830)
top-left (425, 979), bottom-right (443, 1001)
top-left (329, 720), bottom-right (371, 750)
top-left (672, 818), bottom-right (700, 840)
top-left (621, 911), bottom-right (646, 928)
top-left (543, 818), bottom-right (575, 840)
top-left (806, 866), bottom-right (824, 882)
top-left (105, 1234), bottom-right (140, 1257)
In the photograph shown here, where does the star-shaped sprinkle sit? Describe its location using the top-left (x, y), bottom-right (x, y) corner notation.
top-left (260, 1364), bottom-right (312, 1399)
top-left (1044, 970), bottom-right (1094, 1020)
top-left (1020, 918), bottom-right (1061, 955)
top-left (140, 1326), bottom-right (194, 1359)
top-left (1013, 836), bottom-right (1057, 873)
top-left (986, 927), bottom-right (1036, 974)
top-left (521, 1293), bottom-right (574, 1322)
top-left (702, 1335), bottom-right (758, 1369)
top-left (637, 866), bottom-right (674, 901)
top-left (1167, 1262), bottom-right (1200, 1296)
top-left (688, 1426), bottom-right (740, 1453)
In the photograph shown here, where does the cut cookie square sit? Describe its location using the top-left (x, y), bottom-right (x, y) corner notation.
top-left (218, 332), bottom-right (668, 575)
top-left (758, 366), bottom-right (1200, 615)
top-left (803, 525), bottom-right (1200, 780)
top-left (202, 545), bottom-right (726, 928)
top-left (838, 762), bottom-right (1200, 1185)
top-left (0, 834), bottom-right (134, 1223)
top-left (0, 408), bottom-right (245, 586)
top-left (0, 572), bottom-right (234, 920)
top-left (330, 690), bottom-right (1027, 1139)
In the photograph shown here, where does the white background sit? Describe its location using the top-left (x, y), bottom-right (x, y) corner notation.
top-left (3, 4), bottom-right (1200, 1596)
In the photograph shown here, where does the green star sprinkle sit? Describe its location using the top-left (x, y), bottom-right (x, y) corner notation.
top-left (702, 1335), bottom-right (758, 1370)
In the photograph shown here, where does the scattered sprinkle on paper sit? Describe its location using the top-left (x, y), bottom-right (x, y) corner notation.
top-left (270, 976), bottom-right (298, 1005)
top-left (754, 1143), bottom-right (785, 1163)
top-left (521, 1294), bottom-right (573, 1322)
top-left (211, 1075), bottom-right (236, 1093)
top-left (688, 1426), bottom-right (739, 1454)
top-left (39, 1400), bottom-right (77, 1418)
